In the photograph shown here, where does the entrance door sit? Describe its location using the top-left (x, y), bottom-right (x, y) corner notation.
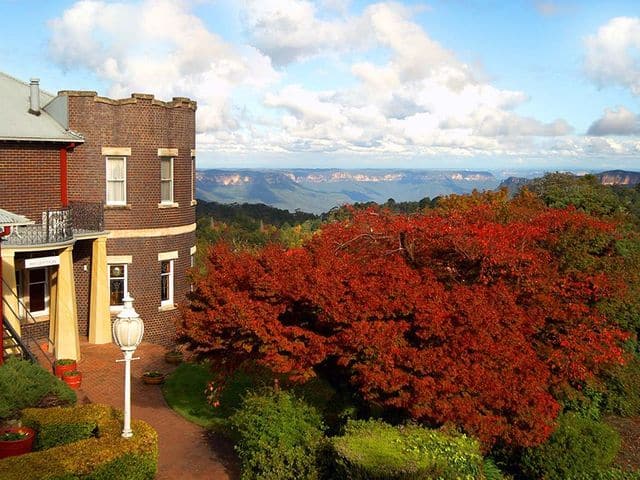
top-left (27, 267), bottom-right (49, 316)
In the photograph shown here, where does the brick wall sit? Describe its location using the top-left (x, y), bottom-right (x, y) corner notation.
top-left (65, 93), bottom-right (196, 230)
top-left (65, 91), bottom-right (197, 345)
top-left (0, 142), bottom-right (62, 220)
top-left (105, 232), bottom-right (195, 345)
top-left (73, 239), bottom-right (92, 337)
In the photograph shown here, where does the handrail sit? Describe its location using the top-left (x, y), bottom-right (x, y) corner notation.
top-left (3, 316), bottom-right (37, 364)
top-left (1, 277), bottom-right (54, 367)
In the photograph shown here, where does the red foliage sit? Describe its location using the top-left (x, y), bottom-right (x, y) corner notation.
top-left (179, 200), bottom-right (629, 448)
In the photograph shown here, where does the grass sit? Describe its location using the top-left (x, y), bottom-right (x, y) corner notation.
top-left (331, 419), bottom-right (486, 479)
top-left (162, 362), bottom-right (268, 430)
top-left (162, 361), bottom-right (348, 433)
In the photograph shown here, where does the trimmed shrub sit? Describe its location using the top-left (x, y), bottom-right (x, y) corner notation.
top-left (0, 358), bottom-right (75, 419)
top-left (329, 419), bottom-right (487, 480)
top-left (21, 404), bottom-right (110, 450)
top-left (521, 413), bottom-right (620, 480)
top-left (0, 404), bottom-right (157, 480)
top-left (230, 388), bottom-right (325, 480)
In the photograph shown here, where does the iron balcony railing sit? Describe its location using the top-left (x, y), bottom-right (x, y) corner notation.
top-left (3, 202), bottom-right (104, 246)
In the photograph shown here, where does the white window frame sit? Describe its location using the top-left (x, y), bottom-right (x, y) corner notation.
top-left (160, 260), bottom-right (174, 307)
top-left (160, 156), bottom-right (174, 204)
top-left (191, 155), bottom-right (196, 204)
top-left (108, 263), bottom-right (128, 310)
top-left (106, 156), bottom-right (127, 205)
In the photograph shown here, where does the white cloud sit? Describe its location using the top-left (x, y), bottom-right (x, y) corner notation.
top-left (49, 0), bottom-right (278, 133)
top-left (240, 0), bottom-right (371, 65)
top-left (584, 16), bottom-right (640, 95)
top-left (48, 0), bottom-right (600, 162)
top-left (587, 106), bottom-right (640, 136)
top-left (253, 2), bottom-right (573, 157)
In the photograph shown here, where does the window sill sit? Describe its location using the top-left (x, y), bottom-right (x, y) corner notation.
top-left (190, 200), bottom-right (197, 206)
top-left (105, 204), bottom-right (132, 210)
top-left (158, 304), bottom-right (177, 312)
top-left (158, 202), bottom-right (179, 209)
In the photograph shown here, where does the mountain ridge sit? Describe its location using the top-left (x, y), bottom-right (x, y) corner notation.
top-left (196, 168), bottom-right (499, 213)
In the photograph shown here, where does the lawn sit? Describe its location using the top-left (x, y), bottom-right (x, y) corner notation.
top-left (162, 361), bottom-right (348, 432)
top-left (162, 362), bottom-right (267, 431)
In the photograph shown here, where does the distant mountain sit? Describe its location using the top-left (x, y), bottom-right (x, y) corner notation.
top-left (498, 176), bottom-right (531, 195)
top-left (498, 170), bottom-right (640, 193)
top-left (596, 170), bottom-right (640, 186)
top-left (196, 169), bottom-right (499, 213)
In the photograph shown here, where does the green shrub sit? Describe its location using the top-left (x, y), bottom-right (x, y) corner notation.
top-left (0, 358), bottom-right (76, 419)
top-left (21, 404), bottom-right (110, 450)
top-left (561, 382), bottom-right (605, 420)
top-left (0, 404), bottom-right (157, 480)
top-left (230, 388), bottom-right (325, 480)
top-left (329, 419), bottom-right (486, 480)
top-left (602, 356), bottom-right (640, 417)
top-left (521, 413), bottom-right (621, 480)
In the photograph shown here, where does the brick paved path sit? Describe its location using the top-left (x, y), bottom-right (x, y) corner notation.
top-left (73, 342), bottom-right (239, 480)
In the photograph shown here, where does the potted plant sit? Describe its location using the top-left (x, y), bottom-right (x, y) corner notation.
top-left (142, 371), bottom-right (166, 385)
top-left (53, 358), bottom-right (77, 378)
top-left (164, 349), bottom-right (183, 365)
top-left (62, 370), bottom-right (82, 389)
top-left (0, 426), bottom-right (36, 459)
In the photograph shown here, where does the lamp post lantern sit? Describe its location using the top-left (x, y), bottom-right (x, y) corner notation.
top-left (112, 293), bottom-right (144, 438)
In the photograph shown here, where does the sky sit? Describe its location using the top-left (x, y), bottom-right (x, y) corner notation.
top-left (1, 0), bottom-right (640, 171)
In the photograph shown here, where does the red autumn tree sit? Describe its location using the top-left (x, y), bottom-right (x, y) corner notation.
top-left (179, 198), bottom-right (629, 448)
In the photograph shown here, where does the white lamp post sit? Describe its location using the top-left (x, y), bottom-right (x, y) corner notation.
top-left (112, 293), bottom-right (144, 438)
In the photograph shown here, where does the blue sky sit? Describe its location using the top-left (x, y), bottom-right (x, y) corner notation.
top-left (1, 0), bottom-right (639, 171)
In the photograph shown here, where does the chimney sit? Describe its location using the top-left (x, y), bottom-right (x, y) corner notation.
top-left (29, 78), bottom-right (41, 116)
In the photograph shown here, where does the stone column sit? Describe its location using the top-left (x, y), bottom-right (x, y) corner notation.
top-left (53, 246), bottom-right (80, 360)
top-left (89, 237), bottom-right (111, 344)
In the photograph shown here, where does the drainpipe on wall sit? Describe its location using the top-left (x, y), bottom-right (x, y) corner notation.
top-left (0, 225), bottom-right (9, 365)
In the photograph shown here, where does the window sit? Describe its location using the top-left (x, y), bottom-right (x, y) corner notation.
top-left (106, 156), bottom-right (126, 205)
top-left (17, 267), bottom-right (49, 317)
top-left (191, 155), bottom-right (196, 203)
top-left (109, 264), bottom-right (127, 307)
top-left (160, 260), bottom-right (173, 306)
top-left (160, 156), bottom-right (173, 203)
top-left (190, 253), bottom-right (195, 292)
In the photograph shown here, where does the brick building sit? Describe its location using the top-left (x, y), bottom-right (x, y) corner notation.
top-left (0, 72), bottom-right (196, 362)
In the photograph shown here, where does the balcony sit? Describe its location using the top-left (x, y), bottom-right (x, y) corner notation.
top-left (3, 202), bottom-right (105, 247)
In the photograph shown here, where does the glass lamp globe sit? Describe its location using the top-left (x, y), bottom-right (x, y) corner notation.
top-left (112, 293), bottom-right (144, 350)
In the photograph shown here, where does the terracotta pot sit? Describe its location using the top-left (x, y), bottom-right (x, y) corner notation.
top-left (62, 372), bottom-right (82, 389)
top-left (164, 351), bottom-right (183, 365)
top-left (54, 360), bottom-right (77, 379)
top-left (0, 426), bottom-right (36, 459)
top-left (142, 373), bottom-right (165, 385)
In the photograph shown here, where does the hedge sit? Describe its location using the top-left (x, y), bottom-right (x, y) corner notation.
top-left (329, 419), bottom-right (489, 480)
top-left (0, 358), bottom-right (76, 420)
top-left (0, 404), bottom-right (157, 480)
top-left (521, 413), bottom-right (620, 480)
top-left (21, 404), bottom-right (111, 450)
top-left (230, 388), bottom-right (325, 480)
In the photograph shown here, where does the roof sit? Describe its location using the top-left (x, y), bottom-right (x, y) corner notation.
top-left (0, 72), bottom-right (84, 143)
top-left (0, 208), bottom-right (32, 227)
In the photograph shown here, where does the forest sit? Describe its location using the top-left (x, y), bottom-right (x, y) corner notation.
top-left (184, 173), bottom-right (640, 479)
